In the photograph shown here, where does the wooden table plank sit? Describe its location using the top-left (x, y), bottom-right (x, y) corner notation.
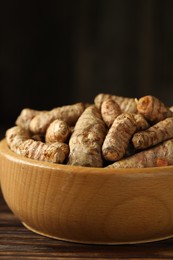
top-left (1, 191), bottom-right (173, 259)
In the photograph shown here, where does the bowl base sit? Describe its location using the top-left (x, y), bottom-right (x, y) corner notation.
top-left (22, 222), bottom-right (173, 245)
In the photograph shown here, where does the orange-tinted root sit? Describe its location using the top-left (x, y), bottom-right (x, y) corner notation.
top-left (107, 139), bottom-right (173, 168)
top-left (29, 103), bottom-right (87, 135)
top-left (102, 113), bottom-right (137, 161)
top-left (136, 95), bottom-right (173, 123)
top-left (132, 117), bottom-right (173, 150)
top-left (19, 139), bottom-right (69, 163)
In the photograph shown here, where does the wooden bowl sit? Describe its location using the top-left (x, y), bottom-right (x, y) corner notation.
top-left (1, 138), bottom-right (173, 244)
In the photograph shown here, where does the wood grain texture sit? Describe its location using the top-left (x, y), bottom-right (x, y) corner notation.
top-left (1, 138), bottom-right (173, 245)
top-left (1, 139), bottom-right (173, 247)
top-left (1, 193), bottom-right (173, 260)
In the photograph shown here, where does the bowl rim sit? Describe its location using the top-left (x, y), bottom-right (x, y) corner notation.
top-left (0, 138), bottom-right (173, 176)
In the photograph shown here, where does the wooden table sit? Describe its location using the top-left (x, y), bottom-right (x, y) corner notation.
top-left (1, 191), bottom-right (173, 260)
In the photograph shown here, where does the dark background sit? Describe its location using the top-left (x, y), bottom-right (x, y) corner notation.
top-left (1, 0), bottom-right (173, 134)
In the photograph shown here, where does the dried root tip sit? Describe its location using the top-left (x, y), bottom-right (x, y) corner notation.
top-left (94, 93), bottom-right (137, 113)
top-left (101, 98), bottom-right (122, 127)
top-left (15, 108), bottom-right (41, 130)
top-left (6, 126), bottom-right (30, 154)
top-left (132, 117), bottom-right (173, 150)
top-left (102, 113), bottom-right (137, 161)
top-left (67, 105), bottom-right (107, 167)
top-left (136, 95), bottom-right (173, 123)
top-left (45, 119), bottom-right (71, 143)
top-left (19, 139), bottom-right (69, 164)
top-left (106, 139), bottom-right (173, 168)
top-left (29, 102), bottom-right (87, 135)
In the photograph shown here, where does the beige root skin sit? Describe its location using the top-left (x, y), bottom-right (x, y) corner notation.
top-left (6, 126), bottom-right (30, 154)
top-left (133, 113), bottom-right (150, 131)
top-left (132, 117), bottom-right (173, 150)
top-left (19, 139), bottom-right (69, 163)
top-left (136, 95), bottom-right (173, 123)
top-left (45, 119), bottom-right (71, 143)
top-left (107, 139), bottom-right (173, 168)
top-left (29, 102), bottom-right (87, 135)
top-left (102, 113), bottom-right (137, 161)
top-left (6, 125), bottom-right (69, 164)
top-left (15, 108), bottom-right (42, 130)
top-left (6, 94), bottom-right (173, 168)
top-left (101, 98), bottom-right (122, 127)
top-left (67, 105), bottom-right (107, 167)
top-left (94, 93), bottom-right (137, 113)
